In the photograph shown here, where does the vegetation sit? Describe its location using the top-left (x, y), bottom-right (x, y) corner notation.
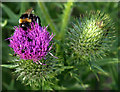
top-left (1, 2), bottom-right (119, 90)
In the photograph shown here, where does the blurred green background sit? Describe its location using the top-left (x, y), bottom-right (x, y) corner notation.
top-left (1, 2), bottom-right (119, 90)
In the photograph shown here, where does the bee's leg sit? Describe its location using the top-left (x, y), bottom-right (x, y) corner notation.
top-left (35, 16), bottom-right (41, 26)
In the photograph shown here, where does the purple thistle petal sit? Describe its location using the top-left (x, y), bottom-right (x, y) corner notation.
top-left (8, 22), bottom-right (55, 64)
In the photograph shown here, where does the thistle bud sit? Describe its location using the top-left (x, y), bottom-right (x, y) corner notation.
top-left (67, 11), bottom-right (115, 62)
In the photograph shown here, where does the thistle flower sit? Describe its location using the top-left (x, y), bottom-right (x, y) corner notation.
top-left (8, 22), bottom-right (54, 64)
top-left (67, 11), bottom-right (115, 62)
top-left (6, 22), bottom-right (61, 89)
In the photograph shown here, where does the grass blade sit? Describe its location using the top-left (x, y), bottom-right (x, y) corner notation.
top-left (1, 3), bottom-right (18, 20)
top-left (1, 64), bottom-right (18, 69)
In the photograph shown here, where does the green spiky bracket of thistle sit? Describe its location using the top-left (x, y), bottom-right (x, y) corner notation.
top-left (6, 53), bottom-right (74, 90)
top-left (10, 56), bottom-right (59, 90)
top-left (66, 10), bottom-right (116, 64)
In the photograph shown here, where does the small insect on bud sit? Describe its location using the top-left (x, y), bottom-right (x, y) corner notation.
top-left (96, 21), bottom-right (104, 28)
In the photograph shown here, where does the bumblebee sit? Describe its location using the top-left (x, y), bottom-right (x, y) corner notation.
top-left (19, 8), bottom-right (41, 30)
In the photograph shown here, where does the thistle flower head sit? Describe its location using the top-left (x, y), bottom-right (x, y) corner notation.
top-left (67, 10), bottom-right (115, 62)
top-left (7, 22), bottom-right (61, 89)
top-left (9, 22), bottom-right (54, 63)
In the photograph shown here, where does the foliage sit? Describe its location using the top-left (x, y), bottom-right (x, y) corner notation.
top-left (1, 2), bottom-right (119, 90)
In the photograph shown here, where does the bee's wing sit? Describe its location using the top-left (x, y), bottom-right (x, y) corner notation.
top-left (24, 8), bottom-right (33, 14)
top-left (35, 16), bottom-right (41, 26)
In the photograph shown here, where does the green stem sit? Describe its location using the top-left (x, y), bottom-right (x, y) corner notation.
top-left (58, 2), bottom-right (73, 40)
top-left (56, 2), bottom-right (73, 55)
top-left (38, 2), bottom-right (58, 34)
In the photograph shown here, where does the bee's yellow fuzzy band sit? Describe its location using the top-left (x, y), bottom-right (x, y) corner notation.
top-left (19, 18), bottom-right (31, 23)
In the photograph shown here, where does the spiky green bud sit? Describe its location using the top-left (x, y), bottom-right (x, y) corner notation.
top-left (10, 55), bottom-right (73, 90)
top-left (11, 57), bottom-right (60, 90)
top-left (67, 10), bottom-right (115, 62)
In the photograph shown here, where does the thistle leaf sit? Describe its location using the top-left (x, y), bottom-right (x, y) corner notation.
top-left (92, 63), bottom-right (109, 76)
top-left (95, 58), bottom-right (119, 66)
top-left (1, 64), bottom-right (18, 69)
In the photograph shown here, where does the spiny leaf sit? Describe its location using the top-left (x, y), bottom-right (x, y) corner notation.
top-left (95, 58), bottom-right (119, 66)
top-left (1, 64), bottom-right (18, 69)
top-left (55, 66), bottom-right (74, 74)
top-left (71, 73), bottom-right (88, 89)
top-left (92, 63), bottom-right (109, 76)
top-left (90, 68), bottom-right (100, 81)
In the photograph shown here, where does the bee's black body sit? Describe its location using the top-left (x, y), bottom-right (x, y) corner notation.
top-left (19, 8), bottom-right (41, 30)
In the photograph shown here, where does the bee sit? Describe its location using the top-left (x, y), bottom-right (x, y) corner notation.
top-left (19, 8), bottom-right (41, 30)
